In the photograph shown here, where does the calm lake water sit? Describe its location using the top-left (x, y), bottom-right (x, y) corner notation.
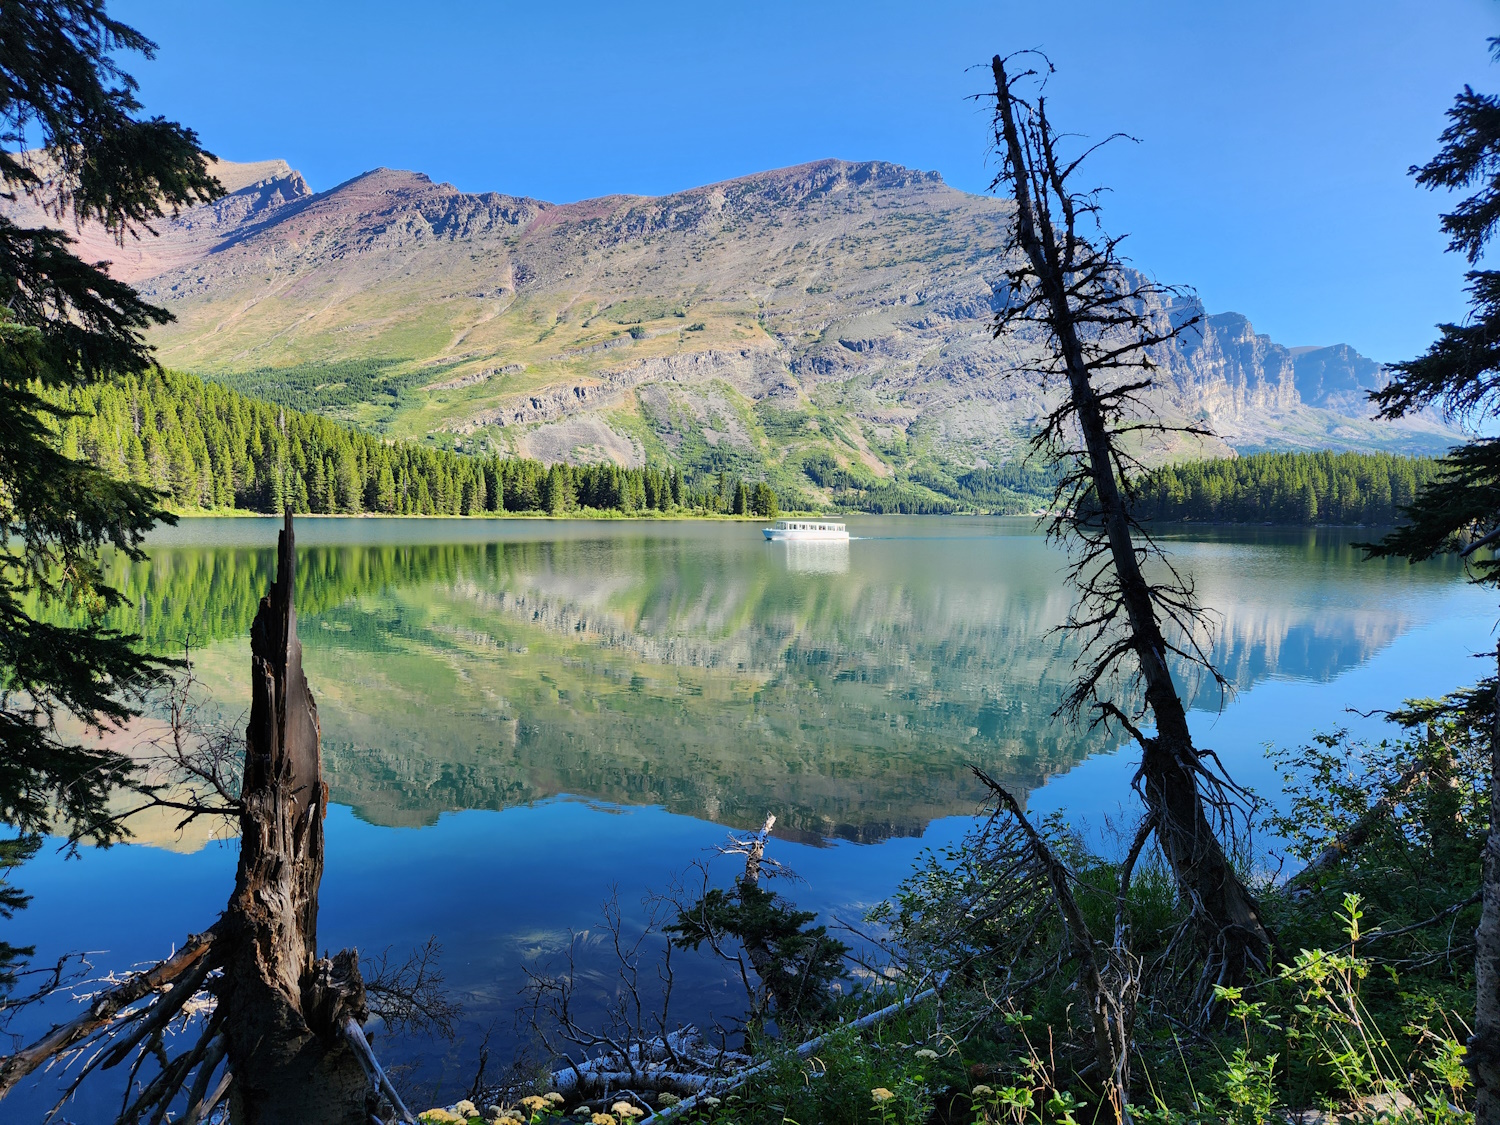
top-left (5, 516), bottom-right (1492, 1115)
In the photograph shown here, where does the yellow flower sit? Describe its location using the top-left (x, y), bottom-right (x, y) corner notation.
top-left (972, 1084), bottom-right (995, 1097)
top-left (871, 1088), bottom-right (896, 1102)
top-left (591, 1115), bottom-right (617, 1125)
top-left (656, 1093), bottom-right (682, 1108)
top-left (455, 1102), bottom-right (478, 1118)
top-left (544, 1093), bottom-right (566, 1105)
top-left (611, 1103), bottom-right (644, 1119)
top-left (521, 1097), bottom-right (549, 1111)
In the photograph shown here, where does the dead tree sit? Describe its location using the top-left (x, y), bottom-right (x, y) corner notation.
top-left (987, 52), bottom-right (1273, 990)
top-left (0, 512), bottom-right (413, 1123)
top-left (667, 815), bottom-right (848, 1030)
top-left (212, 508), bottom-right (377, 1123)
top-left (974, 768), bottom-right (1137, 1124)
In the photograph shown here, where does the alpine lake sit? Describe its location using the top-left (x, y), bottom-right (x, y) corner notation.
top-left (6, 516), bottom-right (1491, 1114)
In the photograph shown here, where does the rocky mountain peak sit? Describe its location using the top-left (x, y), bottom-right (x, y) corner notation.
top-left (3, 154), bottom-right (1460, 472)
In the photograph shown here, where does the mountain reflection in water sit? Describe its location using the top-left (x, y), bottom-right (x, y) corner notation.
top-left (85, 517), bottom-right (1462, 847)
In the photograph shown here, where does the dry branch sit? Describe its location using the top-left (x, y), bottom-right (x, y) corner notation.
top-left (0, 929), bottom-right (218, 1099)
top-left (974, 768), bottom-right (1135, 1124)
top-left (653, 980), bottom-right (946, 1121)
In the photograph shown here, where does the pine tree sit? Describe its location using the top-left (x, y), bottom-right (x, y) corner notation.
top-left (0, 3), bottom-right (219, 846)
top-left (0, 0), bottom-right (219, 999)
top-left (1361, 38), bottom-right (1500, 1116)
top-left (375, 461), bottom-right (397, 513)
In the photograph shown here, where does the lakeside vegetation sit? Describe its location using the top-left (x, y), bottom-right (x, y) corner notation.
top-left (1134, 450), bottom-right (1446, 526)
top-left (54, 367), bottom-right (1454, 528)
top-left (44, 367), bottom-right (778, 518)
top-left (447, 715), bottom-right (1483, 1124)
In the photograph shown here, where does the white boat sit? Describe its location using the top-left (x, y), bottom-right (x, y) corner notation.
top-left (763, 518), bottom-right (849, 542)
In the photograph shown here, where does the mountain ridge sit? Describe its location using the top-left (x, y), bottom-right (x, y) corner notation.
top-left (6, 156), bottom-right (1459, 499)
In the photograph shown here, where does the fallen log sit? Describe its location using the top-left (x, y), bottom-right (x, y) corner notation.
top-left (0, 929), bottom-right (219, 1098)
top-left (547, 1030), bottom-right (749, 1098)
top-left (551, 1068), bottom-right (715, 1098)
top-left (344, 1016), bottom-right (415, 1123)
top-left (652, 979), bottom-right (945, 1120)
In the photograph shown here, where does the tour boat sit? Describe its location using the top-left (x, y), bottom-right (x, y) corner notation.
top-left (763, 518), bottom-right (849, 542)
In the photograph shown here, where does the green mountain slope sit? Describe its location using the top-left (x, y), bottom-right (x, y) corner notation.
top-left (10, 158), bottom-right (1463, 499)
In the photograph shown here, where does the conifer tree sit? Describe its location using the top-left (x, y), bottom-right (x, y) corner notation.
top-left (0, 2), bottom-right (219, 850)
top-left (1362, 37), bottom-right (1500, 1118)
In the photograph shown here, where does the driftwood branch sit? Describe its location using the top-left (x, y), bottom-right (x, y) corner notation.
top-left (0, 929), bottom-right (219, 1099)
top-left (343, 1017), bottom-right (415, 1123)
top-left (1116, 813), bottom-right (1156, 942)
top-left (973, 767), bottom-right (1133, 1123)
top-left (180, 1065), bottom-right (232, 1125)
top-left (653, 980), bottom-right (947, 1121)
top-left (1364, 891), bottom-right (1483, 949)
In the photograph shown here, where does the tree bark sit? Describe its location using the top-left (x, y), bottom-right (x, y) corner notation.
top-left (213, 510), bottom-right (373, 1124)
top-left (1470, 643), bottom-right (1500, 1123)
top-left (991, 53), bottom-right (1272, 985)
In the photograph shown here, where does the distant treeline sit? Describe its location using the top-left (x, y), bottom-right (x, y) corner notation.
top-left (44, 368), bottom-right (778, 517)
top-left (1133, 450), bottom-right (1445, 525)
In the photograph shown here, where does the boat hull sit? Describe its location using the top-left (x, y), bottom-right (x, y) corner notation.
top-left (763, 529), bottom-right (849, 541)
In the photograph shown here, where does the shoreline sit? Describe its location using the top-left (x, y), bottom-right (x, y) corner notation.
top-left (161, 509), bottom-right (782, 522)
top-left (158, 511), bottom-right (1398, 530)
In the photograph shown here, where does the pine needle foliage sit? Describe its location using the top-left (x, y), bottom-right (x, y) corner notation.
top-left (0, 1), bottom-right (221, 853)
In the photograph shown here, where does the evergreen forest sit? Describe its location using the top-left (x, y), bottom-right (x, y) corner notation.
top-left (1134, 449), bottom-right (1446, 525)
top-left (47, 366), bottom-right (1452, 527)
top-left (45, 367), bottom-right (779, 518)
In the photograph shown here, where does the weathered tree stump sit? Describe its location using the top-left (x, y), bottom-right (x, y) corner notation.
top-left (213, 511), bottom-right (373, 1124)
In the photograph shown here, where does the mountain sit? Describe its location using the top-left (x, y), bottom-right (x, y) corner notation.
top-left (14, 157), bottom-right (1460, 497)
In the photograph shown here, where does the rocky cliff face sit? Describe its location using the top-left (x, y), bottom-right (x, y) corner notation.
top-left (7, 157), bottom-right (1458, 486)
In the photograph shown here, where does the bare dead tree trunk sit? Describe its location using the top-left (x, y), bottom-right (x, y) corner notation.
top-left (212, 510), bottom-right (373, 1124)
top-left (735, 814), bottom-right (781, 1003)
top-left (0, 512), bottom-right (414, 1122)
top-left (989, 53), bottom-right (1272, 987)
top-left (1471, 644), bottom-right (1500, 1123)
top-left (975, 769), bottom-right (1134, 1124)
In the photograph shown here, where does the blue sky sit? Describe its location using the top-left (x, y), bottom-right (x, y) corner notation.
top-left (114, 0), bottom-right (1496, 361)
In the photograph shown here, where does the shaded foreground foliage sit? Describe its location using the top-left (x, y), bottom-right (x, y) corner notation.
top-left (667, 723), bottom-right (1481, 1125)
top-left (406, 717), bottom-right (1481, 1125)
